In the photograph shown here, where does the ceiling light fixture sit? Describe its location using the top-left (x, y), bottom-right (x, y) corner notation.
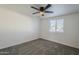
top-left (40, 12), bottom-right (44, 16)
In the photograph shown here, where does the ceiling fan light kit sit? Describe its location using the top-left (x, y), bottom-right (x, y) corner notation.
top-left (40, 12), bottom-right (44, 16)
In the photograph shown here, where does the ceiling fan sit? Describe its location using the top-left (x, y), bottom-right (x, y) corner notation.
top-left (31, 4), bottom-right (53, 16)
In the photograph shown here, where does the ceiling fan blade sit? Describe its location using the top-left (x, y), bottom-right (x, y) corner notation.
top-left (45, 11), bottom-right (53, 13)
top-left (32, 12), bottom-right (40, 14)
top-left (44, 4), bottom-right (51, 10)
top-left (31, 6), bottom-right (39, 10)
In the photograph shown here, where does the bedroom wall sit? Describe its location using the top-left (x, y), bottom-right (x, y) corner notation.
top-left (40, 13), bottom-right (79, 49)
top-left (0, 8), bottom-right (40, 49)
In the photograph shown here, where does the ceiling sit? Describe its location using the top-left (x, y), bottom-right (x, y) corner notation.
top-left (0, 4), bottom-right (79, 18)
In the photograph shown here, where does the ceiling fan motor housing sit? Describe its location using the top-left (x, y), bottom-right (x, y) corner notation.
top-left (40, 7), bottom-right (44, 12)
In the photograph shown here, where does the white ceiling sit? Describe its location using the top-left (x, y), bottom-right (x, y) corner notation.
top-left (0, 4), bottom-right (79, 18)
top-left (44, 4), bottom-right (79, 18)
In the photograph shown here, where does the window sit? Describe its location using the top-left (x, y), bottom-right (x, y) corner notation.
top-left (49, 18), bottom-right (64, 32)
top-left (49, 19), bottom-right (56, 32)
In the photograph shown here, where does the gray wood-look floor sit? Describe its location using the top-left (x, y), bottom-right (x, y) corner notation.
top-left (0, 38), bottom-right (79, 55)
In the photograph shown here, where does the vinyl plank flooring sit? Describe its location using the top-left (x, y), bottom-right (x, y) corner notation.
top-left (0, 38), bottom-right (79, 55)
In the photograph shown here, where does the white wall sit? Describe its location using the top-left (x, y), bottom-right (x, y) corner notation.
top-left (40, 13), bottom-right (79, 49)
top-left (0, 8), bottom-right (40, 49)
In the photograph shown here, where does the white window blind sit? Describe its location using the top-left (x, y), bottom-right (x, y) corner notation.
top-left (49, 18), bottom-right (64, 32)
